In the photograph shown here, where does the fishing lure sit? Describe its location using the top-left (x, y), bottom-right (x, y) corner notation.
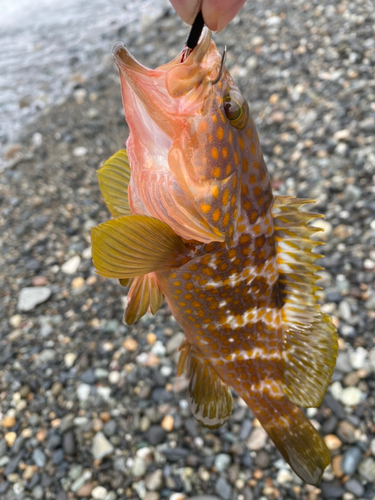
top-left (91, 25), bottom-right (337, 484)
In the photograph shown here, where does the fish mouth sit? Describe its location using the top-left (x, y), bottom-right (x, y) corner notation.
top-left (112, 29), bottom-right (220, 134)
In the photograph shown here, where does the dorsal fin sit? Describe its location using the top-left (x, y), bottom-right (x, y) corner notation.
top-left (178, 343), bottom-right (233, 429)
top-left (272, 196), bottom-right (338, 408)
top-left (124, 273), bottom-right (163, 324)
top-left (97, 149), bottom-right (131, 217)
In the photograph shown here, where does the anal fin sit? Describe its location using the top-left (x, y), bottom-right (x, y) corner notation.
top-left (272, 196), bottom-right (338, 408)
top-left (178, 343), bottom-right (233, 429)
top-left (125, 273), bottom-right (163, 324)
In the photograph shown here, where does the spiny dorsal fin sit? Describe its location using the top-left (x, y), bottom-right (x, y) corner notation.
top-left (272, 196), bottom-right (338, 408)
top-left (124, 273), bottom-right (164, 324)
top-left (178, 343), bottom-right (233, 429)
top-left (97, 149), bottom-right (131, 217)
top-left (91, 215), bottom-right (186, 279)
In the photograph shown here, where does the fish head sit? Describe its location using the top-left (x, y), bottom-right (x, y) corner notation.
top-left (114, 29), bottom-right (265, 243)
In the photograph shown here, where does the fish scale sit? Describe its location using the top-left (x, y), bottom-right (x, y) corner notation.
top-left (91, 28), bottom-right (337, 485)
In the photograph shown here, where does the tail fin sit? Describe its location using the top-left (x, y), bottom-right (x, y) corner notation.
top-left (243, 392), bottom-right (330, 485)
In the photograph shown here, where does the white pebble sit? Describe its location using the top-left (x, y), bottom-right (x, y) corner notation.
top-left (330, 381), bottom-right (343, 400)
top-left (276, 469), bottom-right (294, 484)
top-left (108, 371), bottom-right (121, 384)
top-left (349, 347), bottom-right (368, 370)
top-left (339, 387), bottom-right (363, 406)
top-left (77, 383), bottom-right (91, 402)
top-left (73, 146), bottom-right (88, 157)
top-left (17, 287), bottom-right (51, 312)
top-left (64, 352), bottom-right (77, 368)
top-left (61, 255), bottom-right (81, 274)
top-left (91, 486), bottom-right (108, 499)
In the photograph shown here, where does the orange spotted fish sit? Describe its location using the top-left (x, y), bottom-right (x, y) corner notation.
top-left (91, 29), bottom-right (337, 484)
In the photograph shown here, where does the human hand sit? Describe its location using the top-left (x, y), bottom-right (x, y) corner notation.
top-left (169, 0), bottom-right (247, 33)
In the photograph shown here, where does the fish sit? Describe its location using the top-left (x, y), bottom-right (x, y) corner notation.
top-left (91, 28), bottom-right (337, 485)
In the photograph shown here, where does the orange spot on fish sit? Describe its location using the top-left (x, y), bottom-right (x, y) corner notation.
top-left (241, 184), bottom-right (248, 196)
top-left (234, 151), bottom-right (239, 165)
top-left (212, 208), bottom-right (221, 222)
top-left (249, 174), bottom-right (257, 184)
top-left (228, 129), bottom-right (233, 145)
top-left (238, 137), bottom-right (245, 150)
top-left (256, 235), bottom-right (266, 248)
top-left (233, 175), bottom-right (238, 189)
top-left (174, 281), bottom-right (181, 286)
top-left (199, 121), bottom-right (208, 132)
top-left (246, 127), bottom-right (253, 139)
top-left (212, 185), bottom-right (219, 198)
top-left (222, 189), bottom-right (229, 206)
top-left (184, 293), bottom-right (193, 300)
top-left (250, 143), bottom-right (256, 155)
top-left (226, 163), bottom-right (232, 175)
top-left (185, 283), bottom-right (194, 290)
top-left (240, 234), bottom-right (250, 244)
top-left (243, 200), bottom-right (251, 210)
top-left (254, 186), bottom-right (261, 197)
top-left (201, 203), bottom-right (211, 213)
top-left (249, 210), bottom-right (258, 223)
top-left (253, 160), bottom-right (260, 169)
top-left (230, 194), bottom-right (236, 207)
top-left (217, 127), bottom-right (224, 140)
top-left (179, 301), bottom-right (186, 307)
top-left (212, 115), bottom-right (218, 123)
top-left (222, 146), bottom-right (228, 159)
top-left (205, 242), bottom-right (215, 252)
top-left (212, 166), bottom-right (221, 178)
top-left (182, 273), bottom-right (191, 280)
top-left (243, 157), bottom-right (248, 172)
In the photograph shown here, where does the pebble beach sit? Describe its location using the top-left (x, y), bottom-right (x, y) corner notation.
top-left (1, 1), bottom-right (375, 499)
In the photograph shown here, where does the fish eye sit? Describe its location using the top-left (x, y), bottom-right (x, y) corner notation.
top-left (223, 91), bottom-right (248, 130)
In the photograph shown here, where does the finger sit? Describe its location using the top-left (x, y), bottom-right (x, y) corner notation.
top-left (201, 0), bottom-right (247, 32)
top-left (169, 0), bottom-right (202, 25)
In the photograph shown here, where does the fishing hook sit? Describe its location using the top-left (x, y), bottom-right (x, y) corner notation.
top-left (211, 46), bottom-right (227, 84)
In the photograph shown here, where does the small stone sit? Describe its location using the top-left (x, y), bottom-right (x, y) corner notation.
top-left (344, 478), bottom-right (364, 497)
top-left (358, 457), bottom-right (375, 482)
top-left (32, 485), bottom-right (44, 499)
top-left (337, 421), bottom-right (355, 444)
top-left (5, 432), bottom-right (17, 447)
top-left (1, 416), bottom-right (16, 428)
top-left (320, 481), bottom-right (345, 498)
top-left (63, 431), bottom-right (76, 455)
top-left (132, 457), bottom-right (147, 477)
top-left (254, 450), bottom-right (270, 469)
top-left (108, 371), bottom-right (121, 384)
top-left (32, 448), bottom-right (46, 468)
top-left (339, 387), bottom-right (363, 406)
top-left (349, 347), bottom-right (368, 370)
top-left (92, 432), bottom-right (114, 460)
top-left (147, 333), bottom-right (157, 344)
top-left (77, 383), bottom-right (91, 402)
top-left (166, 332), bottom-right (185, 354)
top-left (73, 147), bottom-right (88, 157)
top-left (247, 427), bottom-right (267, 450)
top-left (61, 256), bottom-right (81, 274)
top-left (64, 352), bottom-right (77, 368)
top-left (123, 337), bottom-right (138, 351)
top-left (71, 276), bottom-right (85, 289)
top-left (23, 465), bottom-right (35, 480)
top-left (239, 419), bottom-right (252, 441)
top-left (324, 435), bottom-right (342, 451)
top-left (145, 469), bottom-right (164, 491)
top-left (77, 483), bottom-right (94, 497)
top-left (146, 426), bottom-right (166, 446)
top-left (51, 382), bottom-right (62, 397)
top-left (342, 447), bottom-right (363, 475)
top-left (215, 477), bottom-right (232, 500)
top-left (276, 469), bottom-right (294, 484)
top-left (18, 287), bottom-right (51, 311)
top-left (161, 415), bottom-right (174, 432)
top-left (10, 314), bottom-right (22, 327)
top-left (214, 453), bottom-right (231, 472)
top-left (92, 485), bottom-right (108, 499)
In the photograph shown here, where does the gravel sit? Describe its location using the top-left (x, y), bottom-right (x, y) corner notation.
top-left (1, 1), bottom-right (375, 499)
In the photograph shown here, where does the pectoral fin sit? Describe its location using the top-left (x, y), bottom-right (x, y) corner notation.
top-left (91, 215), bottom-right (187, 279)
top-left (125, 273), bottom-right (163, 324)
top-left (97, 149), bottom-right (131, 217)
top-left (272, 196), bottom-right (337, 408)
top-left (178, 343), bottom-right (233, 429)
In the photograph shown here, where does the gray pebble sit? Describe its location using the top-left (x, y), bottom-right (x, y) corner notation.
top-left (32, 449), bottom-right (46, 468)
top-left (239, 419), bottom-right (252, 440)
top-left (320, 480), bottom-right (345, 499)
top-left (344, 478), bottom-right (364, 497)
top-left (62, 431), bottom-right (76, 455)
top-left (32, 485), bottom-right (44, 499)
top-left (215, 477), bottom-right (232, 500)
top-left (145, 469), bottom-right (164, 491)
top-left (52, 448), bottom-right (64, 465)
top-left (214, 453), bottom-right (231, 472)
top-left (342, 447), bottom-right (363, 475)
top-left (166, 332), bottom-right (185, 353)
top-left (358, 457), bottom-right (375, 482)
top-left (68, 464), bottom-right (83, 480)
top-left (0, 439), bottom-right (7, 457)
top-left (103, 420), bottom-right (117, 437)
top-left (17, 287), bottom-right (51, 312)
top-left (146, 426), bottom-right (166, 446)
top-left (91, 432), bottom-right (114, 460)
